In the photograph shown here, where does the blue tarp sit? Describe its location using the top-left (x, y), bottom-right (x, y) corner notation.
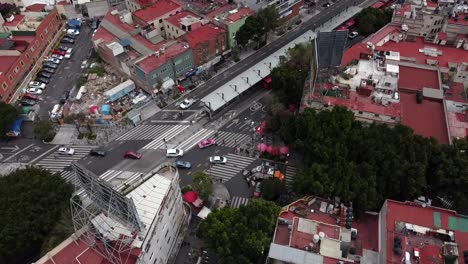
top-left (68, 19), bottom-right (81, 29)
top-left (7, 117), bottom-right (23, 137)
top-left (119, 39), bottom-right (131, 47)
top-left (101, 104), bottom-right (111, 115)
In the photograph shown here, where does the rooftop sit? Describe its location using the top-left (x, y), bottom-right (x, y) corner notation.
top-left (184, 23), bottom-right (225, 48)
top-left (365, 25), bottom-right (401, 46)
top-left (448, 13), bottom-right (468, 25)
top-left (136, 41), bottom-right (189, 73)
top-left (164, 10), bottom-right (200, 29)
top-left (398, 66), bottom-right (439, 91)
top-left (206, 4), bottom-right (236, 19)
top-left (0, 56), bottom-right (19, 74)
top-left (3, 15), bottom-right (26, 27)
top-left (133, 0), bottom-right (181, 23)
top-left (384, 199), bottom-right (468, 264)
top-left (92, 26), bottom-right (116, 44)
top-left (25, 3), bottom-right (46, 12)
top-left (226, 7), bottom-right (254, 23)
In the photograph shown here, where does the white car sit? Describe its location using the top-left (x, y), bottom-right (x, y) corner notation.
top-left (67, 29), bottom-right (80, 36)
top-left (51, 54), bottom-right (64, 60)
top-left (66, 48), bottom-right (73, 54)
top-left (132, 94), bottom-right (148, 104)
top-left (47, 58), bottom-right (61, 64)
top-left (58, 147), bottom-right (75, 155)
top-left (166, 148), bottom-right (184, 157)
top-left (348, 31), bottom-right (359, 39)
top-left (209, 156), bottom-right (227, 164)
top-left (29, 81), bottom-right (46, 89)
top-left (81, 60), bottom-right (88, 69)
top-left (179, 99), bottom-right (195, 109)
top-left (27, 87), bottom-right (43, 95)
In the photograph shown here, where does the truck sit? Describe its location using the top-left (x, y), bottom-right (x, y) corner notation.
top-left (104, 80), bottom-right (135, 102)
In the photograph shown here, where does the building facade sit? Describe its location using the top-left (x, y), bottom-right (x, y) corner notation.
top-left (0, 9), bottom-right (63, 102)
top-left (211, 7), bottom-right (254, 48)
top-left (183, 23), bottom-right (227, 66)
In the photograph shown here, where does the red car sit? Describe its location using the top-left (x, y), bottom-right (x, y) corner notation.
top-left (22, 93), bottom-right (41, 100)
top-left (198, 138), bottom-right (216, 149)
top-left (53, 49), bottom-right (66, 56)
top-left (253, 182), bottom-right (262, 198)
top-left (124, 151), bottom-right (142, 159)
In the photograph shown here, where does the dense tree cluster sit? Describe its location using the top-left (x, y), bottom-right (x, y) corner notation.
top-left (0, 102), bottom-right (19, 137)
top-left (235, 6), bottom-right (279, 48)
top-left (270, 42), bottom-right (313, 107)
top-left (275, 107), bottom-right (468, 214)
top-left (0, 167), bottom-right (73, 263)
top-left (355, 7), bottom-right (393, 36)
top-left (199, 199), bottom-right (280, 264)
top-left (34, 120), bottom-right (57, 142)
top-left (192, 171), bottom-right (213, 201)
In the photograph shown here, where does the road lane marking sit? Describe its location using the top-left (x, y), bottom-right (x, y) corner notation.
top-left (29, 145), bottom-right (59, 164)
top-left (3, 144), bottom-right (35, 162)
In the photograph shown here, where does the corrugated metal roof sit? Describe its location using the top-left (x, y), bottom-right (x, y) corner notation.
top-left (268, 243), bottom-right (324, 264)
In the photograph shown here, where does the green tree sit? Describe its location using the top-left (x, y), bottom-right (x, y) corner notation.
top-left (257, 6), bottom-right (280, 42)
top-left (34, 120), bottom-right (56, 142)
top-left (235, 16), bottom-right (264, 48)
top-left (355, 7), bottom-right (393, 36)
top-left (192, 172), bottom-right (213, 200)
top-left (261, 178), bottom-right (286, 201)
top-left (199, 199), bottom-right (280, 263)
top-left (0, 167), bottom-right (73, 263)
top-left (0, 102), bottom-right (19, 137)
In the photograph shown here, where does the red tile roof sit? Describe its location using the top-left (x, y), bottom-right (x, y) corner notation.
top-left (341, 43), bottom-right (371, 65)
top-left (372, 2), bottom-right (385, 8)
top-left (92, 26), bottom-right (116, 44)
top-left (365, 25), bottom-right (400, 45)
top-left (184, 23), bottom-right (225, 48)
top-left (396, 3), bottom-right (412, 16)
top-left (136, 42), bottom-right (189, 73)
top-left (0, 56), bottom-right (18, 74)
top-left (206, 4), bottom-right (236, 20)
top-left (437, 32), bottom-right (448, 41)
top-left (445, 81), bottom-right (467, 103)
top-left (3, 15), bottom-right (25, 27)
top-left (226, 7), bottom-right (254, 22)
top-left (26, 3), bottom-right (46, 12)
top-left (164, 11), bottom-right (198, 29)
top-left (384, 200), bottom-right (468, 264)
top-left (398, 66), bottom-right (439, 91)
top-left (448, 13), bottom-right (468, 25)
top-left (400, 92), bottom-right (449, 144)
top-left (133, 0), bottom-right (181, 23)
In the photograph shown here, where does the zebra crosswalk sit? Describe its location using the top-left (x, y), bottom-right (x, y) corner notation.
top-left (285, 165), bottom-right (297, 188)
top-left (116, 124), bottom-right (189, 141)
top-left (59, 169), bottom-right (79, 187)
top-left (230, 196), bottom-right (250, 208)
top-left (173, 128), bottom-right (216, 152)
top-left (205, 153), bottom-right (257, 182)
top-left (215, 131), bottom-right (251, 148)
top-left (99, 169), bottom-right (142, 185)
top-left (143, 125), bottom-right (190, 149)
top-left (34, 145), bottom-right (95, 174)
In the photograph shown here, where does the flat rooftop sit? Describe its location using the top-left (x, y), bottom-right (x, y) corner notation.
top-left (398, 67), bottom-right (439, 91)
top-left (399, 92), bottom-right (449, 144)
top-left (136, 41), bottom-right (189, 73)
top-left (132, 0), bottom-right (181, 23)
top-left (0, 56), bottom-right (18, 74)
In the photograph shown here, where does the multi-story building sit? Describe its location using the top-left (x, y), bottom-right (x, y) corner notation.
top-left (132, 0), bottom-right (182, 35)
top-left (0, 9), bottom-right (63, 102)
top-left (211, 7), bottom-right (255, 48)
top-left (183, 23), bottom-right (227, 67)
top-left (240, 0), bottom-right (303, 22)
top-left (163, 10), bottom-right (205, 40)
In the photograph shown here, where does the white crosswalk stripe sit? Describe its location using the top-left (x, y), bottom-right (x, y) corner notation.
top-left (116, 125), bottom-right (174, 141)
top-left (143, 125), bottom-right (190, 149)
top-left (205, 153), bottom-right (257, 182)
top-left (285, 165), bottom-right (297, 187)
top-left (230, 196), bottom-right (250, 208)
top-left (174, 128), bottom-right (216, 152)
top-left (98, 169), bottom-right (142, 184)
top-left (215, 131), bottom-right (251, 148)
top-left (59, 170), bottom-right (79, 187)
top-left (34, 146), bottom-right (95, 174)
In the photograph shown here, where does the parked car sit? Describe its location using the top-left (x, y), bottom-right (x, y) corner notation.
top-left (198, 138), bottom-right (216, 149)
top-left (43, 62), bottom-right (58, 69)
top-left (175, 160), bottom-right (192, 169)
top-left (66, 34), bottom-right (76, 39)
top-left (64, 52), bottom-right (72, 59)
top-left (20, 99), bottom-right (36, 106)
top-left (58, 46), bottom-right (70, 51)
top-left (179, 98), bottom-right (195, 109)
top-left (124, 151), bottom-right (142, 159)
top-left (253, 182), bottom-right (262, 197)
top-left (81, 60), bottom-right (89, 69)
top-left (29, 81), bottom-right (46, 89)
top-left (38, 71), bottom-right (52, 79)
top-left (67, 29), bottom-right (80, 36)
top-left (41, 67), bottom-right (55, 74)
top-left (61, 38), bottom-right (75, 44)
top-left (209, 156), bottom-right (227, 164)
top-left (46, 58), bottom-right (61, 64)
top-left (348, 31), bottom-right (359, 39)
top-left (23, 93), bottom-right (41, 100)
top-left (60, 91), bottom-right (70, 104)
top-left (58, 147), bottom-right (75, 155)
top-left (35, 77), bottom-right (50, 84)
top-left (26, 87), bottom-right (43, 95)
top-left (90, 149), bottom-right (106, 157)
top-left (51, 54), bottom-right (64, 60)
top-left (166, 149), bottom-right (184, 157)
top-left (53, 49), bottom-right (66, 56)
top-left (132, 94), bottom-right (148, 104)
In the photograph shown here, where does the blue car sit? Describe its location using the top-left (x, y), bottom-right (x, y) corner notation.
top-left (175, 160), bottom-right (192, 169)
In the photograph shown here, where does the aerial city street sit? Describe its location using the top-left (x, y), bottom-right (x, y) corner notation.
top-left (0, 0), bottom-right (467, 263)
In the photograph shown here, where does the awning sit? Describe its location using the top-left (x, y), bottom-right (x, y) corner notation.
top-left (197, 206), bottom-right (212, 220)
top-left (183, 191), bottom-right (198, 203)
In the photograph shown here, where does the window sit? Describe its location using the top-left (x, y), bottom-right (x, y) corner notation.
top-left (167, 236), bottom-right (171, 244)
top-left (35, 40), bottom-right (39, 47)
top-left (159, 19), bottom-right (163, 23)
top-left (150, 253), bottom-right (154, 260)
top-left (2, 82), bottom-right (7, 90)
top-left (160, 27), bottom-right (164, 31)
top-left (45, 28), bottom-right (48, 34)
top-left (9, 75), bottom-right (13, 81)
top-left (26, 53), bottom-right (30, 59)
top-left (40, 34), bottom-right (44, 40)
top-left (20, 60), bottom-right (25, 67)
top-left (164, 229), bottom-right (169, 238)
top-left (176, 29), bottom-right (178, 34)
top-left (14, 66), bottom-right (19, 74)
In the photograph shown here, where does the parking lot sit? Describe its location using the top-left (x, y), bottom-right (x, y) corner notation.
top-left (36, 23), bottom-right (95, 119)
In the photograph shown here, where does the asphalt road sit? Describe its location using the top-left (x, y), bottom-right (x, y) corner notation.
top-left (37, 24), bottom-right (95, 119)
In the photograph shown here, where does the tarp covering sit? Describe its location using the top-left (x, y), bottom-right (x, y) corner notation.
top-left (101, 104), bottom-right (111, 115)
top-left (197, 206), bottom-right (212, 220)
top-left (183, 191), bottom-right (198, 203)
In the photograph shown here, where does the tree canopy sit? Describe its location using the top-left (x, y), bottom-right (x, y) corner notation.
top-left (235, 6), bottom-right (279, 47)
top-left (275, 107), bottom-right (468, 214)
top-left (199, 199), bottom-right (280, 264)
top-left (192, 171), bottom-right (213, 201)
top-left (261, 178), bottom-right (286, 201)
top-left (0, 102), bottom-right (19, 137)
top-left (0, 167), bottom-right (73, 263)
top-left (355, 7), bottom-right (393, 36)
top-left (34, 120), bottom-right (56, 142)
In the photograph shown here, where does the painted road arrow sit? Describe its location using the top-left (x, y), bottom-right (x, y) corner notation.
top-left (1, 145), bottom-right (19, 152)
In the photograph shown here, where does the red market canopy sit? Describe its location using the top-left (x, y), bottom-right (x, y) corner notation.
top-left (271, 146), bottom-right (280, 156)
top-left (183, 191), bottom-right (198, 203)
top-left (266, 145), bottom-right (274, 154)
top-left (280, 146), bottom-right (289, 155)
top-left (257, 143), bottom-right (267, 152)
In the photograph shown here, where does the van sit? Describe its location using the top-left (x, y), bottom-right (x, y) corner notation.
top-left (50, 104), bottom-right (61, 120)
top-left (166, 149), bottom-right (183, 157)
